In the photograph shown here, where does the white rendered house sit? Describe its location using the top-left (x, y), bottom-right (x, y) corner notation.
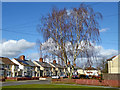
top-left (83, 66), bottom-right (101, 76)
top-left (11, 55), bottom-right (30, 77)
top-left (107, 54), bottom-right (120, 74)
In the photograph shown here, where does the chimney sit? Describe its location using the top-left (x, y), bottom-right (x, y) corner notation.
top-left (53, 60), bottom-right (56, 64)
top-left (20, 55), bottom-right (25, 60)
top-left (68, 61), bottom-right (70, 65)
top-left (39, 58), bottom-right (43, 63)
top-left (74, 64), bottom-right (76, 66)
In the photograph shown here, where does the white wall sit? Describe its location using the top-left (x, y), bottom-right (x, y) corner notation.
top-left (84, 70), bottom-right (99, 76)
top-left (11, 59), bottom-right (24, 76)
top-left (77, 69), bottom-right (84, 74)
top-left (108, 55), bottom-right (120, 74)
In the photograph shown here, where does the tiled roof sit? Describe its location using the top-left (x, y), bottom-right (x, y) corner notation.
top-left (0, 59), bottom-right (5, 64)
top-left (36, 61), bottom-right (52, 68)
top-left (51, 63), bottom-right (64, 68)
top-left (74, 66), bottom-right (82, 69)
top-left (15, 59), bottom-right (29, 66)
top-left (107, 55), bottom-right (116, 61)
top-left (0, 57), bottom-right (18, 65)
top-left (85, 66), bottom-right (97, 70)
top-left (25, 60), bottom-right (37, 67)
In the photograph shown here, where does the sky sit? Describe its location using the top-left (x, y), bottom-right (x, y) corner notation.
top-left (1, 2), bottom-right (118, 64)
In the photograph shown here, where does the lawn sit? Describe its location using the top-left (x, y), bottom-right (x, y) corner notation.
top-left (1, 84), bottom-right (117, 90)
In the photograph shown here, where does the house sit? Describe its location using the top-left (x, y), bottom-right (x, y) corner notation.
top-left (49, 60), bottom-right (66, 76)
top-left (11, 55), bottom-right (31, 77)
top-left (68, 63), bottom-right (83, 75)
top-left (0, 60), bottom-right (5, 78)
top-left (107, 54), bottom-right (120, 74)
top-left (77, 68), bottom-right (84, 75)
top-left (25, 60), bottom-right (40, 77)
top-left (73, 64), bottom-right (84, 75)
top-left (84, 66), bottom-right (101, 76)
top-left (0, 57), bottom-right (19, 78)
top-left (33, 58), bottom-right (52, 77)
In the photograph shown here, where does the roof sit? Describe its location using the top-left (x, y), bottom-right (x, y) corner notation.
top-left (107, 55), bottom-right (116, 61)
top-left (51, 63), bottom-right (64, 68)
top-left (25, 60), bottom-right (37, 67)
top-left (0, 57), bottom-right (18, 65)
top-left (74, 66), bottom-right (82, 69)
top-left (0, 59), bottom-right (5, 64)
top-left (15, 59), bottom-right (29, 66)
top-left (36, 61), bottom-right (52, 68)
top-left (85, 66), bottom-right (97, 70)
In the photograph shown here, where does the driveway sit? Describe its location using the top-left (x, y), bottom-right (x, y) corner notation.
top-left (2, 80), bottom-right (51, 86)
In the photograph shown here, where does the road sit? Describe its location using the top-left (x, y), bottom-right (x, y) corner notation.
top-left (2, 80), bottom-right (51, 86)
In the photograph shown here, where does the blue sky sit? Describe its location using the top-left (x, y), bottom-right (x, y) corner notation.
top-left (2, 2), bottom-right (118, 60)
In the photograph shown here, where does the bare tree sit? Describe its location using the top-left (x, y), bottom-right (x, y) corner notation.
top-left (38, 4), bottom-right (102, 76)
top-left (97, 57), bottom-right (108, 73)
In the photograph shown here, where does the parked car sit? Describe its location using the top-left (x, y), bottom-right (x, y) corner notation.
top-left (60, 75), bottom-right (68, 78)
top-left (72, 75), bottom-right (79, 79)
top-left (79, 74), bottom-right (89, 79)
top-left (25, 75), bottom-right (32, 78)
top-left (52, 76), bottom-right (60, 79)
top-left (88, 75), bottom-right (92, 79)
top-left (96, 74), bottom-right (102, 79)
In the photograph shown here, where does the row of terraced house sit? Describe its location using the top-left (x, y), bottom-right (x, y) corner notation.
top-left (0, 55), bottom-right (102, 78)
top-left (0, 55), bottom-right (69, 78)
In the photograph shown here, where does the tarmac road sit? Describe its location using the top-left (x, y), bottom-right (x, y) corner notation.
top-left (2, 80), bottom-right (51, 86)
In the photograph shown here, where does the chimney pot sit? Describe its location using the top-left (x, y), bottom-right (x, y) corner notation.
top-left (53, 60), bottom-right (56, 64)
top-left (20, 55), bottom-right (25, 60)
top-left (39, 58), bottom-right (43, 62)
top-left (68, 61), bottom-right (70, 65)
top-left (74, 64), bottom-right (76, 66)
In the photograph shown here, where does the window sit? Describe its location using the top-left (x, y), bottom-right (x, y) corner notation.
top-left (6, 65), bottom-right (10, 69)
top-left (37, 73), bottom-right (39, 77)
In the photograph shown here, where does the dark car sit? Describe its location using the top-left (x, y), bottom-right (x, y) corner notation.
top-left (79, 74), bottom-right (89, 79)
top-left (25, 75), bottom-right (32, 78)
top-left (72, 75), bottom-right (79, 79)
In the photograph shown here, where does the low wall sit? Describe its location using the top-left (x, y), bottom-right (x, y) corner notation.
top-left (17, 77), bottom-right (39, 81)
top-left (5, 77), bottom-right (17, 80)
top-left (3, 77), bottom-right (39, 81)
top-left (52, 79), bottom-right (120, 87)
top-left (103, 73), bottom-right (120, 80)
top-left (76, 79), bottom-right (120, 87)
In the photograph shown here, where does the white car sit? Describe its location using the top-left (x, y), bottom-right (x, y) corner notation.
top-left (60, 75), bottom-right (68, 78)
top-left (52, 76), bottom-right (60, 79)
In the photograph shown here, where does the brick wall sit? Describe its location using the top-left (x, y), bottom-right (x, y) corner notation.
top-left (76, 79), bottom-right (120, 87)
top-left (5, 77), bottom-right (17, 80)
top-left (52, 79), bottom-right (120, 87)
top-left (103, 73), bottom-right (120, 80)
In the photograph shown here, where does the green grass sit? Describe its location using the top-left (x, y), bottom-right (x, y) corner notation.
top-left (5, 79), bottom-right (17, 82)
top-left (2, 84), bottom-right (117, 89)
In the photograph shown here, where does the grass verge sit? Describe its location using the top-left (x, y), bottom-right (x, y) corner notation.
top-left (1, 84), bottom-right (118, 90)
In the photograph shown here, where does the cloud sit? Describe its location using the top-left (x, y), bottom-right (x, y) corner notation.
top-left (0, 39), bottom-right (35, 58)
top-left (99, 28), bottom-right (109, 32)
top-left (94, 45), bottom-right (118, 58)
top-left (76, 45), bottom-right (118, 67)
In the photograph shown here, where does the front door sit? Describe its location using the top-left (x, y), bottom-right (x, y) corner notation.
top-left (55, 71), bottom-right (57, 76)
top-left (40, 70), bottom-right (43, 77)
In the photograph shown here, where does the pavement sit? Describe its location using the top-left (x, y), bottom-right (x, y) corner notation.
top-left (2, 80), bottom-right (51, 86)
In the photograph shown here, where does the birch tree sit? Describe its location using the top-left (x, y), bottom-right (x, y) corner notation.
top-left (38, 4), bottom-right (102, 75)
